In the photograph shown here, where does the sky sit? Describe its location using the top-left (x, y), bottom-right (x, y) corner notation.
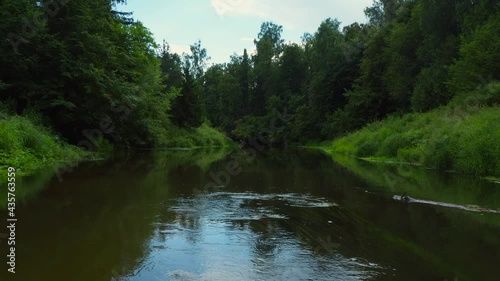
top-left (117, 0), bottom-right (374, 64)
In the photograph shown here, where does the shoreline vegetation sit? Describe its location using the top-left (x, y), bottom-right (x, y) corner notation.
top-left (0, 114), bottom-right (88, 181)
top-left (0, 113), bottom-right (233, 182)
top-left (317, 83), bottom-right (500, 179)
top-left (1, 0), bottom-right (498, 182)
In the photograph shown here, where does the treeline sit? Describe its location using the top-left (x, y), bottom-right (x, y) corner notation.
top-left (163, 0), bottom-right (498, 145)
top-left (1, 0), bottom-right (498, 152)
top-left (0, 0), bottom-right (229, 151)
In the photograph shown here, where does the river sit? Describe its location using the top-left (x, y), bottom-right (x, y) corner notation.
top-left (1, 148), bottom-right (499, 281)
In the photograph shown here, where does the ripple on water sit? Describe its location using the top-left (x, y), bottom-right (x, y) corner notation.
top-left (144, 192), bottom-right (384, 281)
top-left (168, 192), bottom-right (337, 223)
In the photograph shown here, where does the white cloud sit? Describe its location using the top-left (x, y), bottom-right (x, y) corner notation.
top-left (240, 37), bottom-right (255, 42)
top-left (169, 43), bottom-right (191, 56)
top-left (220, 0), bottom-right (372, 30)
top-left (212, 0), bottom-right (265, 18)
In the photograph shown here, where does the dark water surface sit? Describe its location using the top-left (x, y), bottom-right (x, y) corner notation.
top-left (1, 148), bottom-right (499, 281)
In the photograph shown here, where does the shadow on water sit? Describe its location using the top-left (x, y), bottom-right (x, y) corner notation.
top-left (0, 148), bottom-right (232, 281)
top-left (325, 152), bottom-right (500, 281)
top-left (0, 148), bottom-right (498, 281)
top-left (330, 154), bottom-right (500, 223)
top-left (0, 168), bottom-right (54, 209)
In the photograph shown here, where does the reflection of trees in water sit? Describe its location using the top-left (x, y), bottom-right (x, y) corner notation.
top-left (332, 154), bottom-right (500, 211)
top-left (3, 173), bottom-right (160, 281)
top-left (12, 148), bottom-right (500, 280)
top-left (248, 220), bottom-right (280, 252)
top-left (87, 149), bottom-right (234, 279)
top-left (0, 148), bottom-right (233, 281)
top-left (0, 167), bottom-right (55, 209)
top-left (115, 149), bottom-right (500, 281)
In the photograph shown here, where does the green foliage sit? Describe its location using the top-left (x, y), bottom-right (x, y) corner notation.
top-left (159, 41), bottom-right (183, 91)
top-left (448, 12), bottom-right (500, 94)
top-left (171, 68), bottom-right (203, 128)
top-left (309, 18), bottom-right (349, 121)
top-left (0, 114), bottom-right (88, 178)
top-left (330, 154), bottom-right (500, 213)
top-left (412, 64), bottom-right (452, 112)
top-left (382, 2), bottom-right (423, 110)
top-left (252, 22), bottom-right (284, 115)
top-left (1, 0), bottom-right (498, 173)
top-left (170, 40), bottom-right (209, 128)
top-left (232, 116), bottom-right (268, 140)
top-left (164, 124), bottom-right (233, 148)
top-left (329, 83), bottom-right (500, 176)
top-left (0, 0), bottom-right (173, 147)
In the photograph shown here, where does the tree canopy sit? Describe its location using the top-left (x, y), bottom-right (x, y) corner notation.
top-left (1, 0), bottom-right (498, 149)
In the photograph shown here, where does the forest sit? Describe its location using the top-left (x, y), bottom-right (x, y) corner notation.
top-left (1, 0), bottom-right (499, 177)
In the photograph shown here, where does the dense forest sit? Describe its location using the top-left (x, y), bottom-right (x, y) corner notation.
top-left (194, 0), bottom-right (499, 144)
top-left (0, 0), bottom-right (499, 176)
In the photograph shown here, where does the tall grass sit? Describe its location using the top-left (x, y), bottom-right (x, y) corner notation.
top-left (328, 83), bottom-right (500, 177)
top-left (0, 114), bottom-right (88, 180)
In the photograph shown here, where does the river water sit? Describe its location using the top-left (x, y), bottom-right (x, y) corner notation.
top-left (1, 148), bottom-right (499, 281)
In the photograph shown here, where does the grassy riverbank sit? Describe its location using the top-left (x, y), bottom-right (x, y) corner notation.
top-left (0, 114), bottom-right (89, 181)
top-left (0, 112), bottom-right (234, 181)
top-left (321, 83), bottom-right (500, 178)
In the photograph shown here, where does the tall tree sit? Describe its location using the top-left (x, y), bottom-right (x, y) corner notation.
top-left (308, 18), bottom-right (347, 123)
top-left (171, 61), bottom-right (203, 128)
top-left (159, 40), bottom-right (183, 91)
top-left (170, 40), bottom-right (209, 128)
top-left (252, 22), bottom-right (284, 114)
top-left (240, 49), bottom-right (251, 115)
top-left (187, 39), bottom-right (210, 81)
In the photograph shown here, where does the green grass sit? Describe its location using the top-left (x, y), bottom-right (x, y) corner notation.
top-left (324, 82), bottom-right (500, 177)
top-left (0, 113), bottom-right (233, 182)
top-left (0, 114), bottom-right (89, 181)
top-left (161, 123), bottom-right (235, 149)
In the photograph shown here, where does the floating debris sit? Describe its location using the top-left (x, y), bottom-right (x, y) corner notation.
top-left (392, 195), bottom-right (500, 214)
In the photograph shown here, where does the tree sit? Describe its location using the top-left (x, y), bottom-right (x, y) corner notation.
top-left (252, 22), bottom-right (284, 115)
top-left (240, 49), bottom-right (251, 115)
top-left (278, 43), bottom-right (307, 103)
top-left (171, 62), bottom-right (203, 128)
top-left (202, 64), bottom-right (224, 126)
top-left (0, 0), bottom-right (171, 147)
top-left (364, 0), bottom-right (405, 27)
top-left (187, 39), bottom-right (210, 81)
top-left (170, 40), bottom-right (209, 128)
top-left (448, 11), bottom-right (500, 94)
top-left (382, 1), bottom-right (423, 111)
top-left (308, 18), bottom-right (348, 126)
top-left (159, 40), bottom-right (183, 91)
top-left (256, 22), bottom-right (285, 56)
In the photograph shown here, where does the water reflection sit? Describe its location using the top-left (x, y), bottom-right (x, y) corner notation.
top-left (0, 148), bottom-right (499, 281)
top-left (140, 191), bottom-right (382, 281)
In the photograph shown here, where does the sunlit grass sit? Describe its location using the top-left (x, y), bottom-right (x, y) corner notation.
top-left (327, 83), bottom-right (500, 177)
top-left (0, 115), bottom-right (88, 181)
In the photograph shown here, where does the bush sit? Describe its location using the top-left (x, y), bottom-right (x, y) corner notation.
top-left (162, 123), bottom-right (233, 148)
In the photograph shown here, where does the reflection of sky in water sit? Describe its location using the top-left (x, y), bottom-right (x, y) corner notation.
top-left (126, 192), bottom-right (383, 281)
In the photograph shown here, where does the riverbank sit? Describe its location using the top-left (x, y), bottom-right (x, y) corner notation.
top-left (0, 114), bottom-right (234, 181)
top-left (320, 83), bottom-right (500, 178)
top-left (0, 114), bottom-right (89, 181)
